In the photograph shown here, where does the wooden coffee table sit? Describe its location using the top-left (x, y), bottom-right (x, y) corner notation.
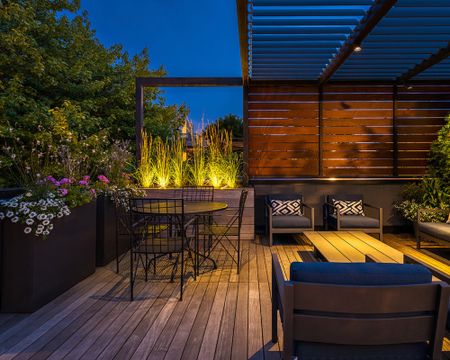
top-left (303, 231), bottom-right (404, 264)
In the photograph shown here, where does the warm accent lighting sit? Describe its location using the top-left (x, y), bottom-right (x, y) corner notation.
top-left (353, 45), bottom-right (362, 52)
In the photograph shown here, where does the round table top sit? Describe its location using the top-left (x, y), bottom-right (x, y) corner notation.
top-left (134, 201), bottom-right (228, 215)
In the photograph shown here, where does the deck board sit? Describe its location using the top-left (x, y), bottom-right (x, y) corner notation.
top-left (0, 234), bottom-right (449, 359)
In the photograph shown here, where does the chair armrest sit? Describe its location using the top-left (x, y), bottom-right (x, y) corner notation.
top-left (417, 207), bottom-right (426, 224)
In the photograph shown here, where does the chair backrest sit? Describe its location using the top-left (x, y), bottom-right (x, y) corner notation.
top-left (237, 189), bottom-right (249, 230)
top-left (130, 198), bottom-right (185, 254)
top-left (327, 194), bottom-right (363, 203)
top-left (113, 189), bottom-right (133, 234)
top-left (181, 186), bottom-right (214, 202)
top-left (272, 254), bottom-right (449, 359)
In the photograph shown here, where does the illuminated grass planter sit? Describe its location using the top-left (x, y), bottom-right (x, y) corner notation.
top-left (0, 201), bottom-right (96, 313)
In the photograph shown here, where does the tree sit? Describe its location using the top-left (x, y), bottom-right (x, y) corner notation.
top-left (205, 114), bottom-right (243, 139)
top-left (0, 0), bottom-right (187, 185)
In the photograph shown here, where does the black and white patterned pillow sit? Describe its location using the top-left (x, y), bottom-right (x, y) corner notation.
top-left (332, 199), bottom-right (365, 216)
top-left (271, 199), bottom-right (302, 216)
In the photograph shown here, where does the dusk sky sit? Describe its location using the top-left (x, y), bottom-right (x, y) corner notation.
top-left (80, 0), bottom-right (243, 125)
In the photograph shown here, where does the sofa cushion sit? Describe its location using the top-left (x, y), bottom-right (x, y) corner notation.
top-left (419, 222), bottom-right (450, 242)
top-left (331, 214), bottom-right (379, 228)
top-left (270, 199), bottom-right (302, 216)
top-left (272, 215), bottom-right (311, 229)
top-left (290, 262), bottom-right (432, 285)
top-left (332, 199), bottom-right (365, 216)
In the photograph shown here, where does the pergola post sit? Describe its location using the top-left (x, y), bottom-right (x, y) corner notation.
top-left (135, 78), bottom-right (144, 162)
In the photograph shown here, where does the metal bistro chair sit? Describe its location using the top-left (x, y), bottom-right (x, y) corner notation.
top-left (129, 198), bottom-right (196, 301)
top-left (180, 186), bottom-right (214, 202)
top-left (113, 189), bottom-right (133, 274)
top-left (200, 189), bottom-right (248, 274)
top-left (180, 185), bottom-right (215, 260)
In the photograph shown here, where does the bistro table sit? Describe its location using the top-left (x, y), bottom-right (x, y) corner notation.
top-left (132, 200), bottom-right (228, 274)
top-left (135, 200), bottom-right (228, 216)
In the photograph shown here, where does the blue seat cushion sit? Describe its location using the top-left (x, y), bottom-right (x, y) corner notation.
top-left (290, 262), bottom-right (432, 285)
top-left (272, 215), bottom-right (311, 229)
top-left (330, 214), bottom-right (380, 228)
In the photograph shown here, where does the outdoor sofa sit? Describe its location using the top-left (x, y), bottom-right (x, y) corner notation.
top-left (416, 208), bottom-right (450, 249)
top-left (271, 254), bottom-right (449, 360)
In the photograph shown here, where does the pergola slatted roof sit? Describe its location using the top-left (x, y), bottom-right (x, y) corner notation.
top-left (241, 0), bottom-right (450, 82)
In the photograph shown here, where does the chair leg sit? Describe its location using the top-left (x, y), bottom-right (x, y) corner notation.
top-left (130, 247), bottom-right (134, 301)
top-left (180, 251), bottom-right (184, 301)
top-left (237, 236), bottom-right (241, 275)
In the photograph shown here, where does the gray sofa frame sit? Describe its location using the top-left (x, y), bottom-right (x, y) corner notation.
top-left (271, 254), bottom-right (449, 360)
top-left (266, 195), bottom-right (314, 247)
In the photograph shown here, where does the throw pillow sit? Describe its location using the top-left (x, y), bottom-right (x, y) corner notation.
top-left (271, 199), bottom-right (302, 216)
top-left (332, 199), bottom-right (365, 216)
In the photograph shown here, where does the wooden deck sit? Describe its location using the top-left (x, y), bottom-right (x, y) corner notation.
top-left (0, 234), bottom-right (449, 360)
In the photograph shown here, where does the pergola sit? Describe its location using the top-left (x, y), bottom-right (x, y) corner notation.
top-left (136, 0), bottom-right (450, 181)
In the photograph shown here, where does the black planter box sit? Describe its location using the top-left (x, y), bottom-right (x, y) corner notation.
top-left (96, 194), bottom-right (129, 267)
top-left (0, 201), bottom-right (96, 313)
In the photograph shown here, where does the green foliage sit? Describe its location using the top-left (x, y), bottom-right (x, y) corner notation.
top-left (394, 200), bottom-right (448, 223)
top-left (154, 138), bottom-right (171, 188)
top-left (396, 115), bottom-right (450, 223)
top-left (188, 124), bottom-right (207, 187)
top-left (171, 136), bottom-right (186, 188)
top-left (204, 114), bottom-right (243, 139)
top-left (0, 0), bottom-right (188, 186)
top-left (429, 114), bottom-right (450, 186)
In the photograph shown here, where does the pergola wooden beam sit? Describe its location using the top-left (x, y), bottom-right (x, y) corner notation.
top-left (236, 0), bottom-right (249, 85)
top-left (319, 0), bottom-right (397, 84)
top-left (397, 43), bottom-right (450, 83)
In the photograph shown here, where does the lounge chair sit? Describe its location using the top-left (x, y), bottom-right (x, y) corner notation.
top-left (323, 194), bottom-right (383, 241)
top-left (266, 194), bottom-right (314, 246)
top-left (272, 254), bottom-right (449, 360)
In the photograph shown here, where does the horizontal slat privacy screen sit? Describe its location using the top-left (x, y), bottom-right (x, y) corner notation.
top-left (247, 84), bottom-right (450, 178)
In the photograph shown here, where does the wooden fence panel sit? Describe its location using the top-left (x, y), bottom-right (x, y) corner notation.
top-left (246, 83), bottom-right (450, 179)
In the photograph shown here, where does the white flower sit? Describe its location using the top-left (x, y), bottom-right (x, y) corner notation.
top-left (6, 211), bottom-right (13, 218)
top-left (25, 192), bottom-right (32, 197)
top-left (11, 216), bottom-right (18, 223)
top-left (37, 224), bottom-right (44, 230)
top-left (42, 220), bottom-right (50, 226)
top-left (37, 214), bottom-right (46, 221)
top-left (48, 214), bottom-right (54, 220)
top-left (35, 228), bottom-right (42, 235)
top-left (24, 227), bottom-right (32, 234)
top-left (41, 206), bottom-right (47, 211)
top-left (57, 212), bottom-right (63, 218)
top-left (26, 218), bottom-right (34, 225)
top-left (0, 213), bottom-right (4, 220)
top-left (43, 230), bottom-right (49, 236)
top-left (23, 208), bottom-right (30, 215)
top-left (48, 224), bottom-right (54, 230)
top-left (29, 212), bottom-right (37, 218)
